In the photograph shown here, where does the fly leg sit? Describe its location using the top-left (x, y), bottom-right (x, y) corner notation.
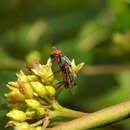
top-left (54, 81), bottom-right (67, 96)
top-left (54, 81), bottom-right (65, 89)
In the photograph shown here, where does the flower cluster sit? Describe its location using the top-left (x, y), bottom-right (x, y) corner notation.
top-left (5, 58), bottom-right (84, 130)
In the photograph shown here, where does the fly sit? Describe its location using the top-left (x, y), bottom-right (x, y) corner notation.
top-left (50, 47), bottom-right (77, 94)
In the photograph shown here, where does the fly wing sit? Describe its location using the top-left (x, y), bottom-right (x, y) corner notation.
top-left (65, 64), bottom-right (77, 94)
top-left (61, 56), bottom-right (71, 65)
top-left (60, 55), bottom-right (77, 94)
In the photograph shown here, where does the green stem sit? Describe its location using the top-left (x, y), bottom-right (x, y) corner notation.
top-left (48, 100), bottom-right (130, 130)
top-left (49, 101), bottom-right (87, 119)
top-left (30, 120), bottom-right (43, 127)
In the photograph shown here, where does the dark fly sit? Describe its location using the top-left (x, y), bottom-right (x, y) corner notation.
top-left (50, 48), bottom-right (77, 94)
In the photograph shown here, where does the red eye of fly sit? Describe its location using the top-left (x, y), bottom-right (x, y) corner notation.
top-left (51, 49), bottom-right (64, 57)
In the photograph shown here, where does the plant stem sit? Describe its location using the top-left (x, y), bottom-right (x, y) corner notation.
top-left (48, 100), bottom-right (130, 130)
top-left (49, 101), bottom-right (87, 119)
top-left (30, 120), bottom-right (43, 127)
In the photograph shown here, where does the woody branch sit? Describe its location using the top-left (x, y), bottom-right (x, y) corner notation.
top-left (48, 100), bottom-right (130, 130)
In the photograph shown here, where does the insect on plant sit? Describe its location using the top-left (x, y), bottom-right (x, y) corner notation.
top-left (50, 47), bottom-right (77, 94)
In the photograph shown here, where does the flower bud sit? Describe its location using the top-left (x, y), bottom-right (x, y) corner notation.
top-left (8, 81), bottom-right (19, 87)
top-left (25, 99), bottom-right (41, 109)
top-left (25, 109), bottom-right (35, 119)
top-left (18, 81), bottom-right (34, 99)
top-left (31, 82), bottom-right (48, 98)
top-left (6, 86), bottom-right (18, 91)
top-left (36, 107), bottom-right (45, 117)
top-left (17, 71), bottom-right (38, 82)
top-left (7, 109), bottom-right (27, 122)
top-left (25, 99), bottom-right (45, 118)
top-left (27, 75), bottom-right (38, 81)
top-left (17, 71), bottom-right (28, 82)
top-left (46, 86), bottom-right (56, 97)
top-left (5, 89), bottom-right (25, 102)
top-left (14, 122), bottom-right (31, 130)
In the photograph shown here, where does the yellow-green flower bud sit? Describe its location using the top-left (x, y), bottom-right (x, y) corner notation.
top-left (17, 71), bottom-right (38, 82)
top-left (5, 89), bottom-right (25, 102)
top-left (6, 86), bottom-right (18, 91)
top-left (25, 109), bottom-right (36, 119)
top-left (7, 109), bottom-right (27, 122)
top-left (18, 81), bottom-right (34, 99)
top-left (8, 81), bottom-right (19, 87)
top-left (36, 107), bottom-right (45, 117)
top-left (17, 71), bottom-right (28, 82)
top-left (14, 122), bottom-right (31, 130)
top-left (25, 99), bottom-right (45, 118)
top-left (31, 81), bottom-right (48, 98)
top-left (27, 75), bottom-right (38, 81)
top-left (25, 99), bottom-right (41, 109)
top-left (46, 86), bottom-right (56, 97)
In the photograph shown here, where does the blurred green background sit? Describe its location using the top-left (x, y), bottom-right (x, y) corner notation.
top-left (0, 0), bottom-right (130, 129)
